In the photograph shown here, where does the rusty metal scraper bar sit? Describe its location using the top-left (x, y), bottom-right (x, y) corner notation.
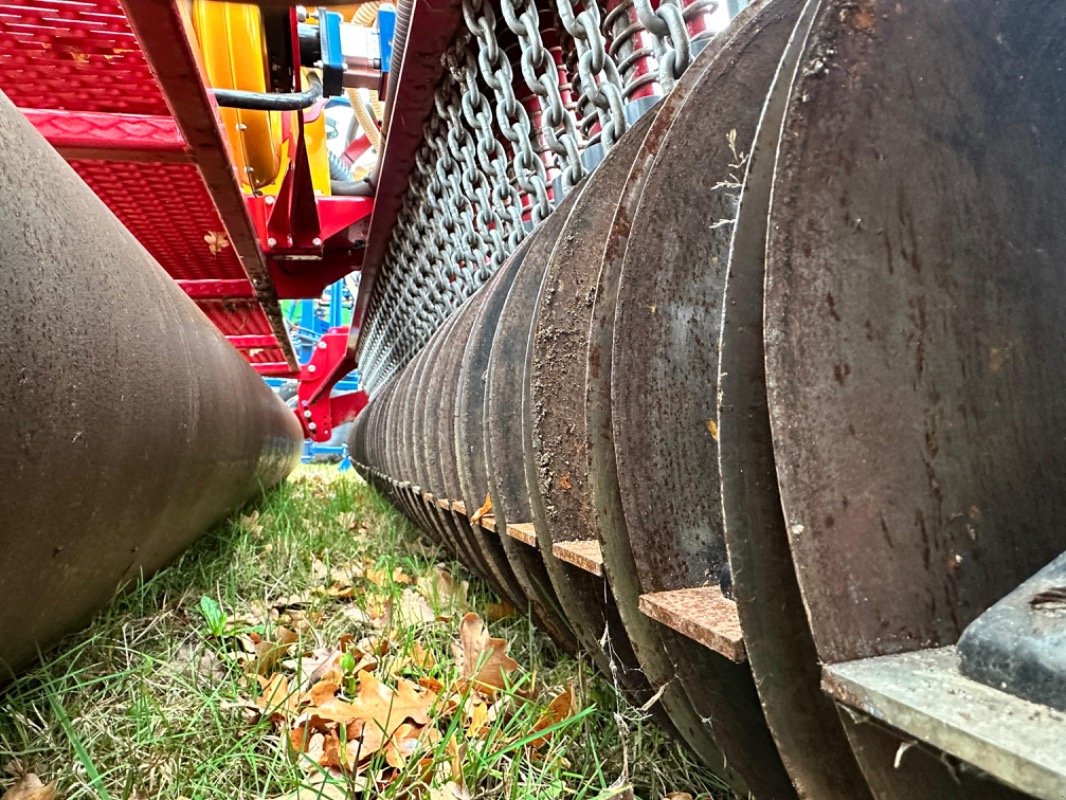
top-left (0, 94), bottom-right (302, 677)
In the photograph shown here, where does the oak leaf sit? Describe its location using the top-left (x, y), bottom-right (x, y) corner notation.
top-left (470, 494), bottom-right (492, 525)
top-left (0, 775), bottom-right (55, 800)
top-left (306, 670), bottom-right (436, 748)
top-left (452, 612), bottom-right (519, 693)
top-left (530, 684), bottom-right (576, 745)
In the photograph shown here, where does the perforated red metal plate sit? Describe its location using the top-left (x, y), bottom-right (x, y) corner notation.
top-left (0, 0), bottom-right (297, 375)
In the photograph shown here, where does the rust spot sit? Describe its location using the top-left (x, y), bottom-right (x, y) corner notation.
top-left (841, 0), bottom-right (877, 34)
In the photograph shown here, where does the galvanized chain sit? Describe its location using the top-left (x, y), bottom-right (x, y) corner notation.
top-left (358, 0), bottom-right (734, 392)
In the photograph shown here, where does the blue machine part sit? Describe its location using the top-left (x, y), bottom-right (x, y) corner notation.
top-left (378, 4), bottom-right (396, 77)
top-left (319, 8), bottom-right (345, 96)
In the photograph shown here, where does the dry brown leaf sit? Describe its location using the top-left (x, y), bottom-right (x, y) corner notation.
top-left (306, 670), bottom-right (436, 745)
top-left (483, 601), bottom-right (517, 622)
top-left (465, 697), bottom-right (489, 738)
top-left (204, 230), bottom-right (230, 255)
top-left (417, 566), bottom-right (469, 610)
top-left (252, 626), bottom-right (297, 676)
top-left (558, 474), bottom-right (573, 490)
top-left (662, 793), bottom-right (694, 800)
top-left (256, 674), bottom-right (297, 721)
top-left (0, 775), bottom-right (55, 800)
top-left (366, 566), bottom-right (412, 587)
top-left (453, 612), bottom-right (519, 693)
top-left (530, 684), bottom-right (576, 746)
top-left (336, 512), bottom-right (359, 531)
top-left (469, 494), bottom-right (492, 525)
top-left (396, 588), bottom-right (437, 627)
top-left (411, 641), bottom-right (436, 670)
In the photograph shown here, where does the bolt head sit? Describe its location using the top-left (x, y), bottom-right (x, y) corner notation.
top-left (312, 237), bottom-right (323, 247)
top-left (303, 410), bottom-right (312, 418)
top-left (308, 364), bottom-right (317, 373)
top-left (267, 237), bottom-right (278, 247)
top-left (318, 341), bottom-right (327, 349)
top-left (265, 196), bottom-right (275, 206)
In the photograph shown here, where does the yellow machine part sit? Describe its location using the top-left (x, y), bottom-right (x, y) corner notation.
top-left (193, 0), bottom-right (282, 190)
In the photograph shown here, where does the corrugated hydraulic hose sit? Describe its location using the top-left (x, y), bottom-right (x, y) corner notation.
top-left (0, 91), bottom-right (303, 677)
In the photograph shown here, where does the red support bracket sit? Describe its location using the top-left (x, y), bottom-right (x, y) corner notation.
top-left (296, 326), bottom-right (368, 441)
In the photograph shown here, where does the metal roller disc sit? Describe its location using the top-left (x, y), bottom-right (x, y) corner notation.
top-left (608, 1), bottom-right (799, 794)
top-left (432, 291), bottom-right (513, 595)
top-left (485, 193), bottom-right (585, 649)
top-left (763, 1), bottom-right (1066, 796)
top-left (584, 141), bottom-right (746, 800)
top-left (717, 1), bottom-right (874, 796)
top-left (453, 242), bottom-right (547, 612)
top-left (403, 339), bottom-right (450, 545)
top-left (456, 245), bottom-right (577, 650)
top-left (527, 110), bottom-right (668, 710)
top-left (415, 310), bottom-right (480, 568)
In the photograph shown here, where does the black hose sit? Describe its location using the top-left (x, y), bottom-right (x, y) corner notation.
top-left (213, 73), bottom-right (323, 111)
top-left (331, 178), bottom-right (375, 196)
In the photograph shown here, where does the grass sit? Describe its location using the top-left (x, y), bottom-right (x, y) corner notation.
top-left (0, 466), bottom-right (731, 800)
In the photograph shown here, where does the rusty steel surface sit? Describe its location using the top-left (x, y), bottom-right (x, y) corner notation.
top-left (526, 109), bottom-right (665, 713)
top-left (452, 245), bottom-right (544, 612)
top-left (602, 3), bottom-right (795, 794)
top-left (485, 195), bottom-right (582, 649)
top-left (716, 1), bottom-right (873, 796)
top-left (348, 0), bottom-right (1066, 795)
top-left (0, 93), bottom-right (301, 675)
top-left (761, 1), bottom-right (1066, 794)
top-left (765, 0), bottom-right (1066, 668)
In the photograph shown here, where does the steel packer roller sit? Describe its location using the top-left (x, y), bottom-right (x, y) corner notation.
top-left (350, 0), bottom-right (1066, 797)
top-left (0, 92), bottom-right (302, 678)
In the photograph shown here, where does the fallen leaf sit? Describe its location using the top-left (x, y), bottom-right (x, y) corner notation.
top-left (452, 612), bottom-right (519, 693)
top-left (470, 494), bottom-right (492, 525)
top-left (0, 774), bottom-right (55, 800)
top-left (336, 512), bottom-right (359, 530)
top-left (706, 419), bottom-right (718, 440)
top-left (558, 474), bottom-right (573, 491)
top-left (396, 588), bottom-right (437, 627)
top-left (417, 566), bottom-right (469, 610)
top-left (384, 722), bottom-right (423, 768)
top-left (204, 230), bottom-right (230, 255)
top-left (662, 793), bottom-right (694, 800)
top-left (256, 674), bottom-right (297, 721)
top-left (252, 626), bottom-right (298, 676)
top-left (484, 601), bottom-right (517, 622)
top-left (306, 670), bottom-right (436, 753)
top-left (367, 566), bottom-right (412, 587)
top-left (411, 642), bottom-right (436, 670)
top-left (531, 685), bottom-right (576, 745)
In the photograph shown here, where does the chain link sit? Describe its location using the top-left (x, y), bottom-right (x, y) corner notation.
top-left (357, 0), bottom-right (725, 393)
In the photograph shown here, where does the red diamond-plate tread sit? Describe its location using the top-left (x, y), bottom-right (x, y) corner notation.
top-left (198, 300), bottom-right (274, 337)
top-left (0, 0), bottom-right (167, 115)
top-left (3, 0), bottom-right (296, 375)
top-left (71, 159), bottom-right (247, 281)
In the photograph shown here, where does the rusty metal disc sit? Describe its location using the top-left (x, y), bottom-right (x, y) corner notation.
top-left (433, 288), bottom-right (516, 598)
top-left (609, 0), bottom-right (803, 794)
top-left (717, 1), bottom-right (874, 796)
top-left (453, 241), bottom-right (551, 614)
top-left (415, 308), bottom-right (482, 570)
top-left (484, 193), bottom-right (584, 649)
top-left (527, 109), bottom-right (668, 711)
top-left (763, 1), bottom-right (1066, 795)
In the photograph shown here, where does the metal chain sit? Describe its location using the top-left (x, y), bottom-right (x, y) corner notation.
top-left (357, 0), bottom-right (729, 392)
